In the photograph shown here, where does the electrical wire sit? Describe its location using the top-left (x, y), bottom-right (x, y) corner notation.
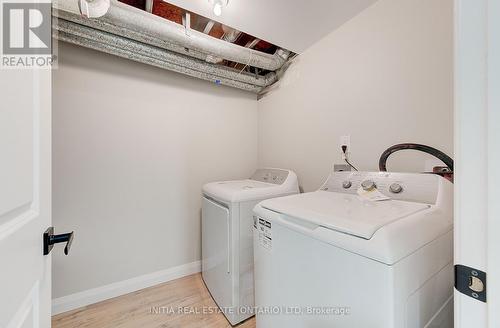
top-left (344, 158), bottom-right (359, 171)
top-left (340, 145), bottom-right (359, 171)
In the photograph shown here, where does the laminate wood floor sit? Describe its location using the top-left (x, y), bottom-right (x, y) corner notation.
top-left (52, 273), bottom-right (256, 328)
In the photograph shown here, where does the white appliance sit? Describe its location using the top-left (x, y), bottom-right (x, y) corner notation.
top-left (253, 171), bottom-right (453, 328)
top-left (202, 168), bottom-right (299, 325)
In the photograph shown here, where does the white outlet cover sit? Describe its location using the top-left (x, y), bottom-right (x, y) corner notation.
top-left (340, 135), bottom-right (351, 148)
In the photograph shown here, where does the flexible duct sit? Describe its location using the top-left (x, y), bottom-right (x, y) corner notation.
top-left (55, 29), bottom-right (265, 93)
top-left (77, 0), bottom-right (290, 71)
top-left (54, 17), bottom-right (276, 88)
top-left (53, 18), bottom-right (276, 93)
top-left (54, 9), bottom-right (209, 62)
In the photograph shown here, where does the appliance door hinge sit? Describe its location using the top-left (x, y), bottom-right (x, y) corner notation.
top-left (455, 264), bottom-right (487, 303)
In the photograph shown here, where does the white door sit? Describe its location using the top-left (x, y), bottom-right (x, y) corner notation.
top-left (0, 65), bottom-right (52, 325)
top-left (454, 0), bottom-right (500, 326)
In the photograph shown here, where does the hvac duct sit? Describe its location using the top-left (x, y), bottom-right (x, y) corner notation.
top-left (53, 16), bottom-right (277, 92)
top-left (77, 0), bottom-right (290, 71)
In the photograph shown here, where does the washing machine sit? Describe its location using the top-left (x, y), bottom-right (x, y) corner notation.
top-left (253, 171), bottom-right (453, 328)
top-left (202, 168), bottom-right (299, 325)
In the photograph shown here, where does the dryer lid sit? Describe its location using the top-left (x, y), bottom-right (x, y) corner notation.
top-left (261, 191), bottom-right (430, 239)
top-left (203, 179), bottom-right (288, 203)
top-left (202, 169), bottom-right (299, 203)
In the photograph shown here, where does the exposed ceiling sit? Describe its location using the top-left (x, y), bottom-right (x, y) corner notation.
top-left (53, 0), bottom-right (377, 94)
top-left (117, 0), bottom-right (288, 77)
top-left (53, 0), bottom-right (292, 94)
top-left (165, 0), bottom-right (378, 53)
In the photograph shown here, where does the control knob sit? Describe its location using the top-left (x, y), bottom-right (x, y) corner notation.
top-left (361, 180), bottom-right (376, 191)
top-left (389, 183), bottom-right (403, 194)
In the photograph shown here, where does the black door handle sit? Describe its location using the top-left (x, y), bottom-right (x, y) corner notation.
top-left (43, 227), bottom-right (74, 255)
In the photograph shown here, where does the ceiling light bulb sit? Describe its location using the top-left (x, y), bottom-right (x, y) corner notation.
top-left (213, 2), bottom-right (222, 16)
top-left (209, 0), bottom-right (227, 16)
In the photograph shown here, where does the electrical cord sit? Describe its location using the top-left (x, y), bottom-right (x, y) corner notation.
top-left (341, 145), bottom-right (359, 171)
top-left (345, 158), bottom-right (359, 171)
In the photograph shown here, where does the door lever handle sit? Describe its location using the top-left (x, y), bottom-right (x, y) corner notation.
top-left (43, 227), bottom-right (74, 255)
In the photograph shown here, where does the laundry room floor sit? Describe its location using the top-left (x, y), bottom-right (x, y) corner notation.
top-left (52, 274), bottom-right (256, 328)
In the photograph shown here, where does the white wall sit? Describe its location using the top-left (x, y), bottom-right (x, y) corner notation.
top-left (52, 43), bottom-right (258, 299)
top-left (258, 0), bottom-right (454, 192)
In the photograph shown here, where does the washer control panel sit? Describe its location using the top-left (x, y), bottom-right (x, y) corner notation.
top-left (251, 169), bottom-right (290, 185)
top-left (320, 171), bottom-right (441, 204)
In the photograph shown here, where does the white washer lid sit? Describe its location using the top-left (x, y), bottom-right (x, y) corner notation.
top-left (261, 191), bottom-right (430, 239)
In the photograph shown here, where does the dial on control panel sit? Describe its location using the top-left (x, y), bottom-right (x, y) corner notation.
top-left (361, 180), bottom-right (376, 191)
top-left (342, 181), bottom-right (352, 189)
top-left (389, 183), bottom-right (403, 194)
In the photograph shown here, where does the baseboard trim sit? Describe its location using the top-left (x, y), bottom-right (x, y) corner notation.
top-left (52, 260), bottom-right (201, 315)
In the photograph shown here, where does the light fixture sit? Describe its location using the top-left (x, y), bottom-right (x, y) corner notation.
top-left (208, 0), bottom-right (228, 16)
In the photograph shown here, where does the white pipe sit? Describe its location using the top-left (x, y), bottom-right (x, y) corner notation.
top-left (77, 0), bottom-right (290, 71)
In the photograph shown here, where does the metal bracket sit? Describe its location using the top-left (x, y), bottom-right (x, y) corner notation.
top-left (455, 264), bottom-right (487, 302)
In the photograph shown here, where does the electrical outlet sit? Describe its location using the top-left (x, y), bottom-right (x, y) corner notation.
top-left (339, 135), bottom-right (351, 160)
top-left (340, 135), bottom-right (351, 149)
